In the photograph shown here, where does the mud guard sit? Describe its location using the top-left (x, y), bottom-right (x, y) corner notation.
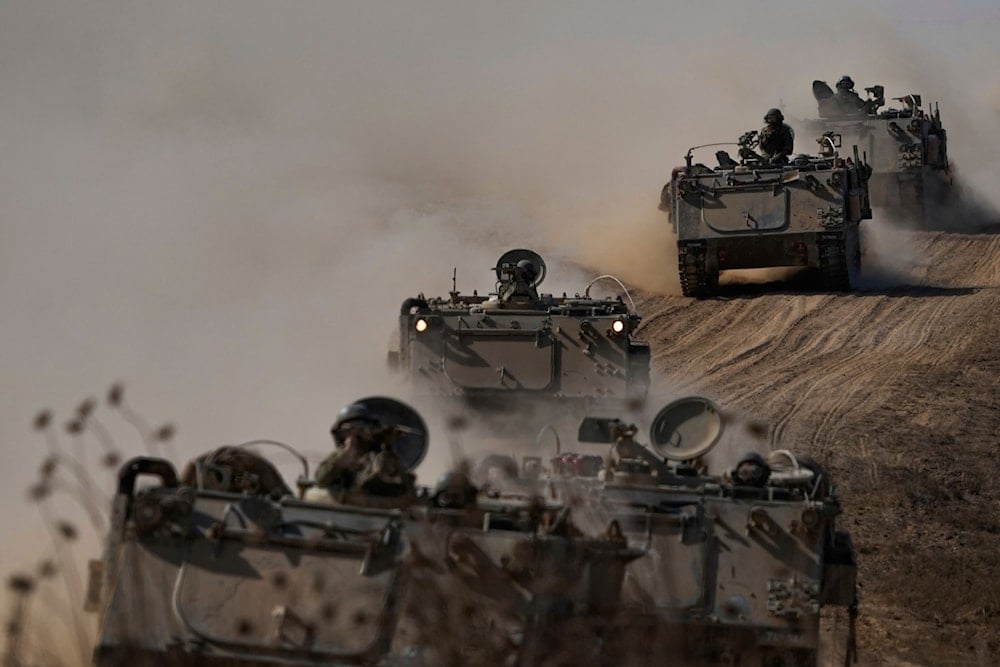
top-left (116, 456), bottom-right (178, 497)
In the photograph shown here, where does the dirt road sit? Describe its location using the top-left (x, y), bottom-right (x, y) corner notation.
top-left (637, 229), bottom-right (1000, 665)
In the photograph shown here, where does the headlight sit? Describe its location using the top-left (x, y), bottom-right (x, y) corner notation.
top-left (611, 319), bottom-right (626, 334)
top-left (414, 318), bottom-right (429, 333)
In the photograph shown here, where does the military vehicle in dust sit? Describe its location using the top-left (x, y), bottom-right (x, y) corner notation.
top-left (387, 249), bottom-right (650, 427)
top-left (805, 77), bottom-right (950, 226)
top-left (477, 396), bottom-right (858, 666)
top-left (87, 394), bottom-right (855, 666)
top-left (661, 131), bottom-right (873, 297)
top-left (86, 396), bottom-right (641, 666)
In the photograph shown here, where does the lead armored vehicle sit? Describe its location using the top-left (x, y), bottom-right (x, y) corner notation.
top-left (88, 396), bottom-right (855, 666)
top-left (480, 396), bottom-right (859, 666)
top-left (661, 132), bottom-right (872, 297)
top-left (805, 78), bottom-right (950, 227)
top-left (388, 249), bottom-right (650, 430)
top-left (87, 397), bottom-right (640, 666)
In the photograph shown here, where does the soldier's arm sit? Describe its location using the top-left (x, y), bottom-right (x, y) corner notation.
top-left (316, 451), bottom-right (350, 487)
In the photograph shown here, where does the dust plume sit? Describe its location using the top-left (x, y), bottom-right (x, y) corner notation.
top-left (3, 1), bottom-right (1000, 661)
top-left (859, 215), bottom-right (935, 289)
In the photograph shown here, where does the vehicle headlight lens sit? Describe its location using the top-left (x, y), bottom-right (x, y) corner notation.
top-left (611, 319), bottom-right (626, 334)
top-left (414, 318), bottom-right (429, 333)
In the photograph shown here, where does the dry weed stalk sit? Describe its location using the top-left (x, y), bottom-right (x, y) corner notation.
top-left (9, 383), bottom-right (175, 667)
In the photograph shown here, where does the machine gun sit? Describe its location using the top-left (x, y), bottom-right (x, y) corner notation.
top-left (737, 130), bottom-right (768, 165)
top-left (863, 84), bottom-right (885, 114)
top-left (494, 249), bottom-right (544, 304)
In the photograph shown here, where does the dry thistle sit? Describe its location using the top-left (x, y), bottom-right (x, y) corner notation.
top-left (33, 410), bottom-right (53, 431)
top-left (39, 456), bottom-right (59, 479)
top-left (311, 572), bottom-right (326, 593)
top-left (55, 520), bottom-right (79, 542)
top-left (102, 451), bottom-right (123, 469)
top-left (445, 414), bottom-right (469, 432)
top-left (270, 572), bottom-right (289, 590)
top-left (27, 482), bottom-right (51, 502)
top-left (6, 574), bottom-right (35, 595)
top-left (625, 396), bottom-right (646, 412)
top-left (745, 420), bottom-right (770, 439)
top-left (76, 397), bottom-right (97, 419)
top-left (153, 423), bottom-right (176, 442)
top-left (65, 419), bottom-right (84, 435)
top-left (107, 382), bottom-right (125, 407)
top-left (36, 559), bottom-right (58, 579)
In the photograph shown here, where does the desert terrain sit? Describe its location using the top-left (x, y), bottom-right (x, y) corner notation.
top-left (5, 211), bottom-right (998, 667)
top-left (637, 227), bottom-right (1000, 665)
top-left (3, 3), bottom-right (999, 665)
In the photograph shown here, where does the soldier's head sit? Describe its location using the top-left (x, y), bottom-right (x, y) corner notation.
top-left (764, 108), bottom-right (784, 127)
top-left (732, 452), bottom-right (771, 487)
top-left (515, 259), bottom-right (538, 284)
top-left (331, 403), bottom-right (382, 449)
top-left (836, 76), bottom-right (855, 91)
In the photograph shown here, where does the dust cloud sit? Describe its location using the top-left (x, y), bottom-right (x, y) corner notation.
top-left (2, 1), bottom-right (1000, 662)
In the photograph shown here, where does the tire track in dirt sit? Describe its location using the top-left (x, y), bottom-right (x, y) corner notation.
top-left (645, 295), bottom-right (828, 396)
top-left (804, 234), bottom-right (1000, 448)
top-left (640, 232), bottom-right (998, 454)
top-left (801, 292), bottom-right (957, 451)
top-left (637, 230), bottom-right (1000, 665)
top-left (749, 298), bottom-right (906, 449)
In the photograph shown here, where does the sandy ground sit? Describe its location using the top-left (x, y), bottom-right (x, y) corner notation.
top-left (636, 228), bottom-right (1000, 665)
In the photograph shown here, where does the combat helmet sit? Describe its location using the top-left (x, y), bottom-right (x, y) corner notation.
top-left (836, 75), bottom-right (855, 90)
top-left (732, 452), bottom-right (771, 487)
top-left (764, 108), bottom-right (784, 124)
top-left (516, 259), bottom-right (538, 284)
top-left (331, 402), bottom-right (382, 445)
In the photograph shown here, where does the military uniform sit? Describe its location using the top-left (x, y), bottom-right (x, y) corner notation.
top-left (831, 76), bottom-right (866, 117)
top-left (759, 123), bottom-right (795, 165)
top-left (318, 404), bottom-right (416, 499)
top-left (316, 443), bottom-right (415, 497)
top-left (833, 88), bottom-right (865, 116)
top-left (315, 444), bottom-right (367, 489)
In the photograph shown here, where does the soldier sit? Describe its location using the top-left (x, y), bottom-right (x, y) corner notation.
top-left (498, 258), bottom-right (540, 304)
top-left (832, 76), bottom-right (866, 116)
top-left (759, 108), bottom-right (795, 165)
top-left (730, 452), bottom-right (771, 488)
top-left (316, 402), bottom-right (416, 498)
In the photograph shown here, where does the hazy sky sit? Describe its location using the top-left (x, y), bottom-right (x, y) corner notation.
top-left (2, 0), bottom-right (998, 622)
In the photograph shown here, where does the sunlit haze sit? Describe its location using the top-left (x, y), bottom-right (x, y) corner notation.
top-left (1, 4), bottom-right (998, 653)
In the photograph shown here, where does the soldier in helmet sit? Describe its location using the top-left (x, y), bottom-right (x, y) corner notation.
top-left (498, 258), bottom-right (541, 304)
top-left (832, 76), bottom-right (866, 116)
top-left (316, 402), bottom-right (416, 499)
top-left (731, 452), bottom-right (771, 488)
top-left (759, 108), bottom-right (795, 165)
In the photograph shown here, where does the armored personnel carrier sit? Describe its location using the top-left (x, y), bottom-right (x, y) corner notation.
top-left (481, 396), bottom-right (859, 666)
top-left (86, 397), bottom-right (641, 666)
top-left (661, 132), bottom-right (873, 297)
top-left (805, 78), bottom-right (950, 226)
top-left (388, 249), bottom-right (650, 427)
top-left (87, 396), bottom-right (856, 666)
